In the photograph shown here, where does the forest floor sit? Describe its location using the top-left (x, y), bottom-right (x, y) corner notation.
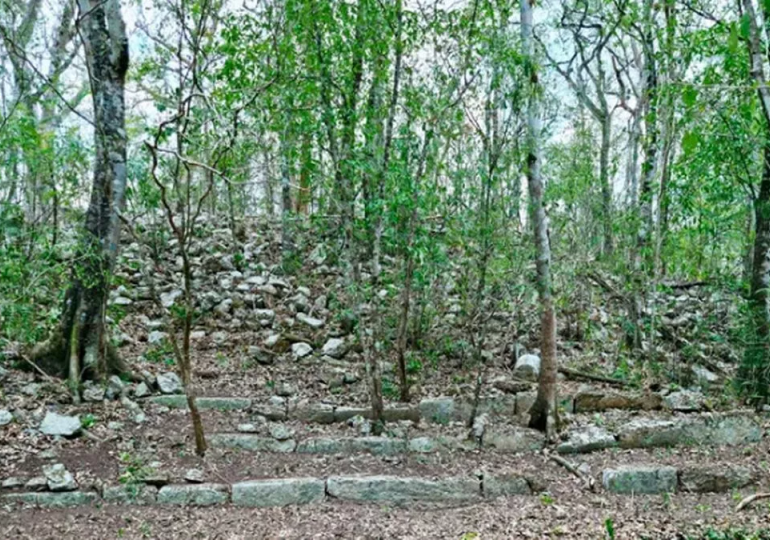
top-left (1, 219), bottom-right (769, 539)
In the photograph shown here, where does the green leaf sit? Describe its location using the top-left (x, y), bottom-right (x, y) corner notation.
top-left (682, 85), bottom-right (698, 108)
top-left (681, 131), bottom-right (700, 154)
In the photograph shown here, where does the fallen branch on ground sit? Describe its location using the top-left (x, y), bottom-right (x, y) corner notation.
top-left (548, 452), bottom-right (595, 491)
top-left (735, 492), bottom-right (770, 511)
top-left (558, 366), bottom-right (627, 387)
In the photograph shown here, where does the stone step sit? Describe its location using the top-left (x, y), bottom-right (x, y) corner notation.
top-left (3, 461), bottom-right (753, 510)
top-left (206, 411), bottom-right (762, 458)
top-left (602, 463), bottom-right (756, 494)
top-left (1, 473), bottom-right (531, 509)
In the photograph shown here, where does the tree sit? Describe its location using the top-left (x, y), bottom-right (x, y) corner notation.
top-left (521, 0), bottom-right (558, 439)
top-left (31, 0), bottom-right (129, 398)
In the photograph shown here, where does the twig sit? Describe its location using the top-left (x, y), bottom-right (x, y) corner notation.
top-left (736, 492), bottom-right (770, 511)
top-left (558, 366), bottom-right (628, 387)
top-left (548, 452), bottom-right (595, 491)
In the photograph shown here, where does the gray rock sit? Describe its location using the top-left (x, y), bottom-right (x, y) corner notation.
top-left (268, 423), bottom-right (295, 441)
top-left (617, 418), bottom-right (685, 448)
top-left (103, 484), bottom-right (158, 505)
top-left (21, 383), bottom-right (41, 397)
top-left (619, 413), bottom-right (761, 449)
top-left (296, 437), bottom-right (406, 456)
top-left (574, 390), bottom-right (662, 412)
top-left (347, 415), bottom-right (372, 436)
top-left (679, 465), bottom-right (754, 492)
top-left (296, 313), bottom-right (324, 329)
top-left (418, 397), bottom-right (457, 424)
top-left (157, 484), bottom-right (228, 506)
top-left (691, 365), bottom-right (719, 384)
top-left (25, 477), bottom-right (48, 491)
top-left (322, 338), bottom-right (347, 359)
top-left (557, 425), bottom-right (617, 454)
top-left (483, 427), bottom-right (545, 453)
top-left (134, 382), bottom-right (151, 398)
top-left (160, 289), bottom-right (183, 308)
top-left (483, 473), bottom-right (531, 497)
top-left (208, 434), bottom-right (296, 453)
top-left (327, 475), bottom-right (480, 504)
top-left (2, 477), bottom-right (24, 489)
top-left (185, 469), bottom-right (205, 483)
top-left (105, 375), bottom-right (126, 400)
top-left (277, 382), bottom-right (296, 397)
top-left (148, 331), bottom-right (168, 345)
top-left (602, 465), bottom-right (678, 494)
top-left (408, 437), bottom-right (440, 453)
top-left (157, 372), bottom-right (183, 394)
top-left (232, 478), bottom-right (325, 507)
top-left (664, 390), bottom-right (706, 412)
top-left (0, 409), bottom-right (13, 426)
top-left (0, 365), bottom-right (7, 381)
top-left (238, 423), bottom-right (260, 433)
top-left (43, 463), bottom-right (77, 492)
top-left (82, 384), bottom-right (105, 402)
top-left (254, 309), bottom-right (276, 324)
top-left (291, 342), bottom-right (313, 359)
top-left (2, 491), bottom-right (97, 508)
top-left (294, 403), bottom-right (335, 424)
top-left (513, 354), bottom-right (541, 381)
top-left (309, 244), bottom-right (327, 266)
top-left (39, 412), bottom-right (81, 438)
top-left (148, 395), bottom-right (252, 411)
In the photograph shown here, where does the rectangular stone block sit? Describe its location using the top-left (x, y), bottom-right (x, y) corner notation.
top-left (209, 434), bottom-right (296, 453)
top-left (602, 465), bottom-right (677, 494)
top-left (483, 474), bottom-right (531, 497)
top-left (157, 484), bottom-right (228, 505)
top-left (327, 475), bottom-right (480, 504)
top-left (232, 478), bottom-right (325, 507)
top-left (2, 491), bottom-right (98, 507)
top-left (103, 484), bottom-right (158, 505)
top-left (296, 436), bottom-right (406, 455)
top-left (148, 396), bottom-right (252, 411)
top-left (679, 466), bottom-right (754, 493)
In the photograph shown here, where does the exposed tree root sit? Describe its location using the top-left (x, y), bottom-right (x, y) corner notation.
top-left (548, 452), bottom-right (595, 491)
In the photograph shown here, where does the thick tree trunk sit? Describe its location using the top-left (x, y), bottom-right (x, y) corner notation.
top-left (741, 0), bottom-right (770, 403)
top-left (521, 0), bottom-right (558, 440)
top-left (33, 0), bottom-right (129, 394)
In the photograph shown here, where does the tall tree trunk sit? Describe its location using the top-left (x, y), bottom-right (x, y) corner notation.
top-left (372, 0), bottom-right (403, 279)
top-left (521, 0), bottom-right (557, 440)
top-left (280, 125), bottom-right (293, 263)
top-left (599, 114), bottom-right (613, 255)
top-left (740, 0), bottom-right (770, 404)
top-left (32, 0), bottom-right (129, 393)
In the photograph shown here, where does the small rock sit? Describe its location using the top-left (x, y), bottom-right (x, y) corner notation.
top-left (255, 309), bottom-right (276, 325)
top-left (513, 354), bottom-right (541, 382)
top-left (291, 342), bottom-right (313, 359)
top-left (296, 313), bottom-right (324, 329)
top-left (691, 365), bottom-right (720, 384)
top-left (237, 423), bottom-right (260, 433)
top-left (82, 383), bottom-right (105, 403)
top-left (0, 409), bottom-right (13, 426)
top-left (161, 289), bottom-right (183, 308)
top-left (276, 382), bottom-right (296, 397)
top-left (148, 331), bottom-right (168, 345)
top-left (21, 383), bottom-right (41, 397)
top-left (43, 463), bottom-right (77, 492)
top-left (322, 338), bottom-right (347, 359)
top-left (664, 389), bottom-right (706, 412)
top-left (2, 477), bottom-right (24, 489)
top-left (108, 421), bottom-right (124, 431)
top-left (347, 415), bottom-right (372, 436)
top-left (39, 449), bottom-right (57, 459)
top-left (112, 296), bottom-right (133, 306)
top-left (0, 366), bottom-right (7, 381)
top-left (134, 382), bottom-right (151, 398)
top-left (557, 425), bottom-right (617, 454)
top-left (268, 423), bottom-right (295, 441)
top-left (39, 412), bottom-right (81, 438)
top-left (471, 413), bottom-right (489, 443)
top-left (25, 476), bottom-right (48, 491)
top-left (105, 375), bottom-right (126, 400)
top-left (185, 469), bottom-right (205, 483)
top-left (157, 372), bottom-right (183, 394)
top-left (248, 346), bottom-right (275, 366)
